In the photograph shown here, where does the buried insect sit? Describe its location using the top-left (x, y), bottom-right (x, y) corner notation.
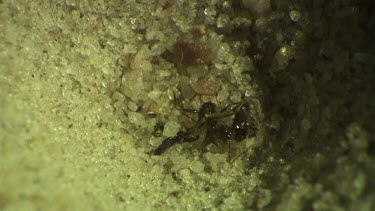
top-left (151, 98), bottom-right (259, 162)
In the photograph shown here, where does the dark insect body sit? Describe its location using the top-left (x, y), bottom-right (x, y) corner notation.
top-left (152, 99), bottom-right (258, 161)
top-left (153, 131), bottom-right (199, 155)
